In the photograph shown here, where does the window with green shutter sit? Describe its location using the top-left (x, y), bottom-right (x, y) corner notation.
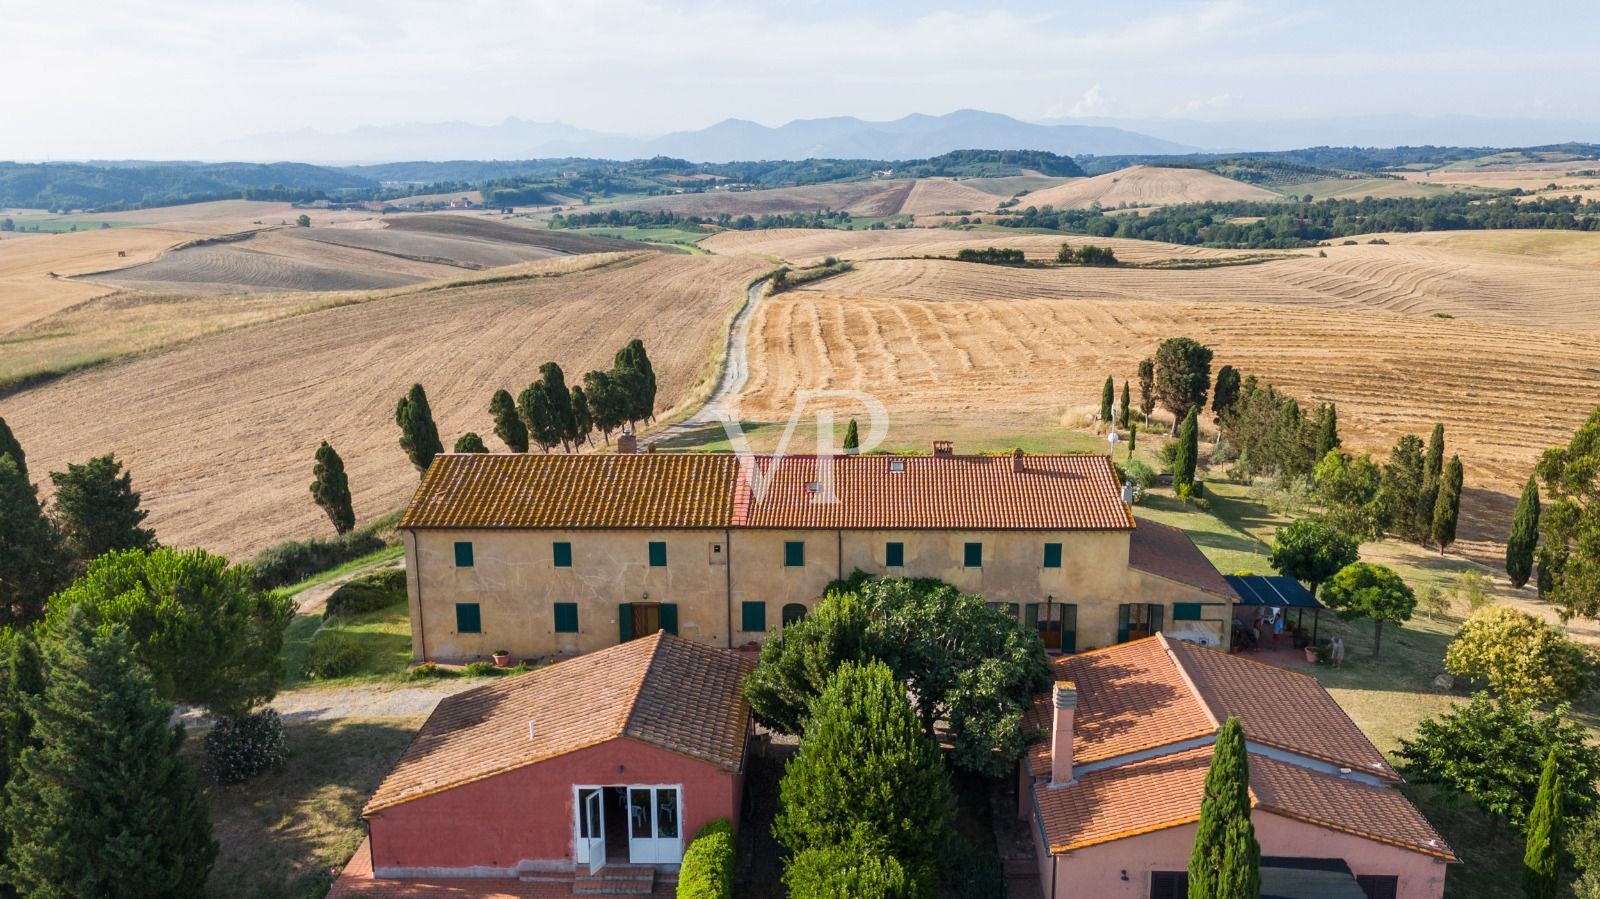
top-left (1173, 602), bottom-right (1203, 621)
top-left (1043, 543), bottom-right (1063, 568)
top-left (455, 603), bottom-right (481, 634)
top-left (885, 541), bottom-right (905, 567)
top-left (453, 541), bottom-right (474, 568)
top-left (742, 601), bottom-right (767, 632)
top-left (963, 542), bottom-right (983, 568)
top-left (553, 542), bottom-right (572, 568)
top-left (784, 541), bottom-right (805, 567)
top-left (659, 603), bottom-right (678, 635)
top-left (648, 541), bottom-right (667, 567)
top-left (554, 603), bottom-right (578, 633)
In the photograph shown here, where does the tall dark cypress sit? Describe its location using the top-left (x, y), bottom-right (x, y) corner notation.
top-left (1173, 408), bottom-right (1199, 493)
top-left (395, 383), bottom-right (444, 474)
top-left (1506, 475), bottom-right (1541, 588)
top-left (1, 633), bottom-right (44, 897)
top-left (569, 386), bottom-right (593, 448)
top-left (1188, 717), bottom-right (1260, 899)
top-left (309, 441), bottom-right (355, 534)
top-left (0, 455), bottom-right (67, 629)
top-left (537, 363), bottom-right (576, 452)
top-left (1431, 455), bottom-right (1464, 554)
top-left (1119, 381), bottom-right (1132, 429)
top-left (1212, 365), bottom-right (1241, 416)
top-left (843, 418), bottom-right (860, 454)
top-left (1101, 376), bottom-right (1115, 422)
top-left (1137, 357), bottom-right (1156, 421)
top-left (0, 416), bottom-right (24, 480)
top-left (489, 388), bottom-right (529, 453)
top-left (1316, 403), bottom-right (1341, 459)
top-left (1420, 423), bottom-right (1446, 540)
top-left (1522, 749), bottom-right (1562, 899)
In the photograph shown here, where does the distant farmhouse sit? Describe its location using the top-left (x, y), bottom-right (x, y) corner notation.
top-left (396, 445), bottom-right (1237, 664)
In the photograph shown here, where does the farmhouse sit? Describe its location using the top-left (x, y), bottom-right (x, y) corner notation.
top-left (1022, 634), bottom-right (1454, 899)
top-left (398, 446), bottom-right (1237, 663)
top-left (331, 631), bottom-right (752, 896)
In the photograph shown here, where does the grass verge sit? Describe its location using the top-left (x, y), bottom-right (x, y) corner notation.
top-left (280, 602), bottom-right (413, 690)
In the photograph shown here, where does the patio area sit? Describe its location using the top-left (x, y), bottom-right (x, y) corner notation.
top-left (1224, 575), bottom-right (1331, 670)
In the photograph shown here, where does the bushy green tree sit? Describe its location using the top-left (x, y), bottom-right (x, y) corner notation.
top-left (1445, 606), bottom-right (1595, 704)
top-left (1171, 408), bottom-right (1199, 493)
top-left (678, 819), bottom-right (734, 899)
top-left (1508, 475), bottom-right (1542, 589)
top-left (1320, 562), bottom-right (1415, 657)
top-left (309, 441), bottom-right (355, 534)
top-left (452, 432), bottom-right (488, 453)
top-left (569, 386), bottom-right (593, 448)
top-left (582, 370), bottom-right (627, 443)
top-left (1315, 403), bottom-right (1340, 459)
top-left (783, 831), bottom-right (915, 899)
top-left (614, 339), bottom-right (657, 426)
top-left (46, 548), bottom-right (293, 717)
top-left (1380, 434), bottom-right (1428, 542)
top-left (50, 454), bottom-right (155, 560)
top-left (1312, 450), bottom-right (1385, 542)
top-left (745, 592), bottom-right (872, 736)
top-left (537, 363), bottom-right (576, 452)
top-left (1268, 518), bottom-right (1358, 597)
top-left (1525, 749), bottom-right (1564, 899)
top-left (0, 416), bottom-right (25, 479)
top-left (1212, 365), bottom-right (1240, 417)
top-left (0, 631), bottom-right (45, 896)
top-left (1432, 455), bottom-right (1464, 552)
top-left (395, 383), bottom-right (443, 474)
top-left (518, 376), bottom-right (560, 453)
top-left (1153, 337), bottom-right (1213, 432)
top-left (1535, 408), bottom-right (1600, 620)
top-left (843, 418), bottom-right (860, 454)
top-left (1398, 693), bottom-right (1600, 829)
top-left (774, 661), bottom-right (954, 896)
top-left (0, 455), bottom-right (68, 628)
top-left (489, 388), bottom-right (528, 452)
top-left (2, 611), bottom-right (216, 898)
top-left (1188, 717), bottom-right (1260, 899)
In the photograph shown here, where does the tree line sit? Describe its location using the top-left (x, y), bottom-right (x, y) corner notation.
top-left (551, 208), bottom-right (853, 231)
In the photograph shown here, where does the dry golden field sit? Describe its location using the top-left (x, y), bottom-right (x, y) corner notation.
top-left (1015, 165), bottom-right (1281, 209)
top-left (702, 227), bottom-right (1266, 265)
top-left (894, 179), bottom-right (1007, 215)
top-left (0, 253), bottom-right (766, 557)
top-left (589, 177), bottom-right (1039, 219)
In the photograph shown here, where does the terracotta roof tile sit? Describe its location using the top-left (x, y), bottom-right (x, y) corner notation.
top-left (1033, 748), bottom-right (1452, 859)
top-left (363, 633), bottom-right (753, 814)
top-left (1129, 518), bottom-right (1240, 599)
top-left (400, 453), bottom-right (738, 529)
top-left (735, 453), bottom-right (1134, 530)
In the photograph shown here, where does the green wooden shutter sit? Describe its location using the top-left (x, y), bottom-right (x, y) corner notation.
top-left (784, 541), bottom-right (805, 567)
top-left (1024, 603), bottom-right (1040, 627)
top-left (659, 603), bottom-right (678, 635)
top-left (885, 542), bottom-right (904, 567)
top-left (1172, 602), bottom-right (1202, 621)
top-left (1062, 604), bottom-right (1078, 653)
top-left (648, 542), bottom-right (667, 567)
top-left (618, 603), bottom-right (633, 642)
top-left (553, 542), bottom-right (572, 567)
top-left (741, 601), bottom-right (766, 632)
top-left (1043, 543), bottom-right (1063, 568)
top-left (964, 542), bottom-right (983, 568)
top-left (554, 603), bottom-right (579, 633)
top-left (1116, 603), bottom-right (1130, 643)
top-left (455, 603), bottom-right (481, 634)
top-left (1149, 603), bottom-right (1165, 634)
top-left (454, 541), bottom-right (474, 567)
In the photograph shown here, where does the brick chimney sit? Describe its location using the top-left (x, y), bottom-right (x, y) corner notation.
top-left (616, 429), bottom-right (638, 454)
top-left (932, 440), bottom-right (953, 457)
top-left (1012, 447), bottom-right (1025, 473)
top-left (1051, 681), bottom-right (1077, 786)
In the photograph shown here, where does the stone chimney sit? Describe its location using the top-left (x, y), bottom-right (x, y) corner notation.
top-left (1051, 681), bottom-right (1077, 786)
top-left (616, 429), bottom-right (638, 454)
top-left (932, 440), bottom-right (954, 457)
top-left (1012, 447), bottom-right (1026, 473)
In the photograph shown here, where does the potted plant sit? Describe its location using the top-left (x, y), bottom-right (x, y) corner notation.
top-left (492, 650), bottom-right (512, 668)
top-left (1303, 644), bottom-right (1319, 664)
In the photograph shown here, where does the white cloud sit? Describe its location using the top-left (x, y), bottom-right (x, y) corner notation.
top-left (1182, 94), bottom-right (1234, 114)
top-left (1064, 85), bottom-right (1108, 118)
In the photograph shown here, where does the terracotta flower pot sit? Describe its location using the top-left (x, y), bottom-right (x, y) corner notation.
top-left (1304, 646), bottom-right (1319, 665)
top-left (492, 651), bottom-right (512, 668)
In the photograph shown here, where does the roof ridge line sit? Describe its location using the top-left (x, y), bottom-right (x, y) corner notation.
top-left (1161, 634), bottom-right (1222, 731)
top-left (619, 631), bottom-right (668, 739)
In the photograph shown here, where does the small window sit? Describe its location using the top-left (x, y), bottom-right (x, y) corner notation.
top-left (554, 603), bottom-right (579, 633)
top-left (888, 458), bottom-right (906, 473)
top-left (885, 541), bottom-right (905, 567)
top-left (648, 541), bottom-right (667, 567)
top-left (1151, 872), bottom-right (1189, 899)
top-left (1173, 602), bottom-right (1204, 621)
top-left (552, 542), bottom-right (572, 568)
top-left (782, 603), bottom-right (808, 626)
top-left (455, 603), bottom-right (482, 634)
top-left (963, 542), bottom-right (983, 568)
top-left (1042, 542), bottom-right (1063, 568)
top-left (741, 601), bottom-right (767, 632)
top-left (453, 541), bottom-right (474, 568)
top-left (1356, 875), bottom-right (1399, 899)
top-left (784, 541), bottom-right (805, 567)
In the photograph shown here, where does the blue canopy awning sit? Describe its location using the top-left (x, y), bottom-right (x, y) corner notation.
top-left (1224, 575), bottom-right (1322, 609)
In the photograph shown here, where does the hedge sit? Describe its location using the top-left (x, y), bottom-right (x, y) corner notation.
top-left (677, 819), bottom-right (734, 899)
top-left (324, 568), bottom-right (407, 619)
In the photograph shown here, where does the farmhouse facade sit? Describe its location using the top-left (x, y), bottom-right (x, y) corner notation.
top-left (1022, 635), bottom-right (1454, 899)
top-left (398, 448), bottom-right (1237, 663)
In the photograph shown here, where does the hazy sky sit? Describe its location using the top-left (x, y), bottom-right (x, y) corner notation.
top-left (5, 0), bottom-right (1597, 159)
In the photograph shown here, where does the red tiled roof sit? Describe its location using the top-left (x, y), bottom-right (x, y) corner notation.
top-left (363, 633), bottom-right (752, 814)
top-left (1129, 518), bottom-right (1239, 599)
top-left (1032, 747), bottom-right (1452, 858)
top-left (401, 451), bottom-right (1135, 532)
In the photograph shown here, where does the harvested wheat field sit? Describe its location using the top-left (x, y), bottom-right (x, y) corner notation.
top-left (1018, 165), bottom-right (1282, 209)
top-left (894, 179), bottom-right (1004, 215)
top-left (0, 253), bottom-right (767, 557)
top-left (703, 227), bottom-right (1260, 266)
top-left (592, 180), bottom-right (918, 218)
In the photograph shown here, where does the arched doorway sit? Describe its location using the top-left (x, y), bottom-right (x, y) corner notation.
top-left (781, 603), bottom-right (808, 627)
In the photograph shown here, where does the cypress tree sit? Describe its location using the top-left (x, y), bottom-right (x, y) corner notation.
top-left (569, 387), bottom-right (593, 448)
top-left (1172, 407), bottom-right (1199, 493)
top-left (614, 339), bottom-right (658, 425)
top-left (2, 611), bottom-right (217, 898)
top-left (1507, 475), bottom-right (1541, 588)
top-left (1316, 403), bottom-right (1341, 459)
top-left (0, 416), bottom-right (24, 480)
top-left (0, 454), bottom-right (68, 629)
top-left (1120, 381), bottom-right (1132, 428)
top-left (1101, 376), bottom-right (1115, 422)
top-left (1, 633), bottom-right (44, 897)
top-left (539, 363), bottom-right (576, 452)
top-left (489, 388), bottom-right (528, 453)
top-left (395, 383), bottom-right (443, 474)
top-left (1432, 455), bottom-right (1464, 554)
top-left (582, 370), bottom-right (625, 443)
top-left (1188, 717), bottom-right (1260, 899)
top-left (1128, 422), bottom-right (1137, 458)
top-left (1212, 365), bottom-right (1241, 416)
top-left (1522, 749), bottom-right (1563, 899)
top-left (308, 442), bottom-right (355, 534)
top-left (452, 433), bottom-right (488, 453)
top-left (518, 379), bottom-right (561, 452)
top-left (1420, 423), bottom-right (1446, 539)
top-left (843, 418), bottom-right (860, 454)
top-left (1137, 357), bottom-right (1155, 422)
top-left (50, 454), bottom-right (155, 561)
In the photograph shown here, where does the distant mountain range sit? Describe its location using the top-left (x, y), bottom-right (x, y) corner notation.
top-left (1055, 114), bottom-right (1600, 153)
top-left (225, 110), bottom-right (1193, 165)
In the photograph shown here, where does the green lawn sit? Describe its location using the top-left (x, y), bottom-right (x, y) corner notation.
top-left (273, 545), bottom-right (405, 598)
top-left (567, 225), bottom-right (710, 252)
top-left (280, 602), bottom-right (413, 690)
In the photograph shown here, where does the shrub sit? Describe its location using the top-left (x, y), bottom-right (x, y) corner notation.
top-left (302, 630), bottom-right (364, 679)
top-left (324, 568), bottom-right (407, 619)
top-left (1397, 693), bottom-right (1600, 829)
top-left (407, 661), bottom-right (458, 681)
top-left (1121, 459), bottom-right (1158, 489)
top-left (1444, 606), bottom-right (1596, 703)
top-left (677, 819), bottom-right (735, 899)
top-left (248, 528), bottom-right (388, 591)
top-left (203, 708), bottom-right (289, 784)
top-left (462, 660), bottom-right (502, 677)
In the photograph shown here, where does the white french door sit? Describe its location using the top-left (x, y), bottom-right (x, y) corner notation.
top-left (575, 787), bottom-right (606, 873)
top-left (626, 786), bottom-right (682, 864)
